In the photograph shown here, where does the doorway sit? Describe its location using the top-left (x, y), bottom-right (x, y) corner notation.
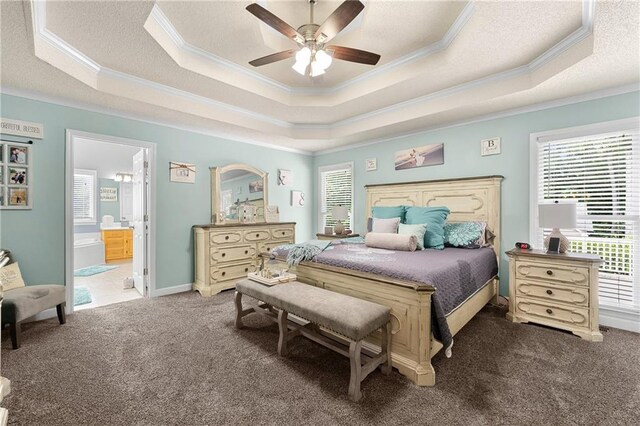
top-left (65, 130), bottom-right (156, 313)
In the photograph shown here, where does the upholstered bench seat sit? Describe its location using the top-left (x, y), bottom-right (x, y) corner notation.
top-left (2, 285), bottom-right (66, 349)
top-left (235, 279), bottom-right (391, 401)
top-left (235, 280), bottom-right (389, 341)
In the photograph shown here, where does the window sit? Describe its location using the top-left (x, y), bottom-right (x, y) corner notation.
top-left (531, 119), bottom-right (640, 313)
top-left (74, 169), bottom-right (97, 224)
top-left (319, 163), bottom-right (353, 232)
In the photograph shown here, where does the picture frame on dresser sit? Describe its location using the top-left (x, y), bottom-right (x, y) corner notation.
top-left (0, 141), bottom-right (32, 210)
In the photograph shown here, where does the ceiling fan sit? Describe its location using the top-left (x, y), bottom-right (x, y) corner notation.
top-left (246, 0), bottom-right (380, 77)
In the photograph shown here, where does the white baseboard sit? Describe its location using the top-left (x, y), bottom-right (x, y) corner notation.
top-left (152, 283), bottom-right (193, 298)
top-left (600, 306), bottom-right (640, 333)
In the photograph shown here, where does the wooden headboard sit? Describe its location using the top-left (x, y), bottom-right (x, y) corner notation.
top-left (364, 175), bottom-right (503, 258)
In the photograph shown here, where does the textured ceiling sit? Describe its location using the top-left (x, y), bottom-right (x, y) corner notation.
top-left (0, 0), bottom-right (638, 153)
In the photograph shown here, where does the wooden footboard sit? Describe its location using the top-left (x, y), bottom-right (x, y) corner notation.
top-left (273, 259), bottom-right (497, 386)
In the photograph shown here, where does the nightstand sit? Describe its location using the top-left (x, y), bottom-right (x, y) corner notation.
top-left (505, 248), bottom-right (604, 341)
top-left (316, 233), bottom-right (360, 240)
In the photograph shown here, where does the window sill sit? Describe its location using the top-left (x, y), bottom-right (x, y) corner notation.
top-left (74, 222), bottom-right (98, 226)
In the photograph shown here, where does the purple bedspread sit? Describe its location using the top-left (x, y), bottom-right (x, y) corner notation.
top-left (273, 242), bottom-right (498, 354)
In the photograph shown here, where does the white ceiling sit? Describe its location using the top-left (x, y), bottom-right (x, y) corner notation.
top-left (0, 0), bottom-right (638, 153)
top-left (74, 138), bottom-right (141, 179)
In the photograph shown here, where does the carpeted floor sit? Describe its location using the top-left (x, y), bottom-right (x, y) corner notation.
top-left (2, 291), bottom-right (639, 425)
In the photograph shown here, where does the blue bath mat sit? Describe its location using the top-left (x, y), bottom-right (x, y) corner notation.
top-left (74, 287), bottom-right (92, 306)
top-left (74, 264), bottom-right (118, 277)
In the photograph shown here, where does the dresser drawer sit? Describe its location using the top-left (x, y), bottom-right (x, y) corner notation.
top-left (516, 279), bottom-right (589, 307)
top-left (244, 230), bottom-right (271, 242)
top-left (516, 297), bottom-right (589, 328)
top-left (516, 261), bottom-right (589, 287)
top-left (210, 262), bottom-right (257, 284)
top-left (271, 227), bottom-right (294, 240)
top-left (210, 245), bottom-right (256, 265)
top-left (258, 240), bottom-right (290, 254)
top-left (210, 230), bottom-right (243, 245)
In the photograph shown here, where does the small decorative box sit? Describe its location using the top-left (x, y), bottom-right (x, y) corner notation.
top-left (247, 271), bottom-right (297, 286)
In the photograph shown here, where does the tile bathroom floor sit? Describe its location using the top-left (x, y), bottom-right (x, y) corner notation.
top-left (74, 260), bottom-right (143, 311)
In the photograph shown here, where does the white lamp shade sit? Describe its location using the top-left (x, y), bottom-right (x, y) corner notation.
top-left (538, 202), bottom-right (577, 229)
top-left (331, 205), bottom-right (349, 221)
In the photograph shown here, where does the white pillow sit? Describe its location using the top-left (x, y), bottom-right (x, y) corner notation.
top-left (371, 217), bottom-right (401, 233)
top-left (0, 262), bottom-right (26, 291)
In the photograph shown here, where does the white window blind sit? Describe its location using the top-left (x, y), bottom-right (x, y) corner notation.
top-left (319, 163), bottom-right (353, 231)
top-left (74, 169), bottom-right (97, 224)
top-left (534, 128), bottom-right (640, 309)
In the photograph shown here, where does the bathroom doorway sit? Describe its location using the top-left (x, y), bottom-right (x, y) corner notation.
top-left (65, 130), bottom-right (156, 313)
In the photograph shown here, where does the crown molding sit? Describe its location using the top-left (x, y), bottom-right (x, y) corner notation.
top-left (0, 87), bottom-right (313, 156)
top-left (315, 83), bottom-right (640, 155)
top-left (25, 0), bottom-right (601, 144)
top-left (144, 2), bottom-right (475, 99)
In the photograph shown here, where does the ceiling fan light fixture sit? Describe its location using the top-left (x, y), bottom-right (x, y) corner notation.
top-left (310, 60), bottom-right (326, 77)
top-left (315, 49), bottom-right (332, 70)
top-left (292, 60), bottom-right (309, 75)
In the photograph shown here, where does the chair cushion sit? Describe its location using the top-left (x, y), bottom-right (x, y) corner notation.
top-left (2, 285), bottom-right (66, 323)
top-left (0, 262), bottom-right (26, 291)
top-left (236, 280), bottom-right (390, 341)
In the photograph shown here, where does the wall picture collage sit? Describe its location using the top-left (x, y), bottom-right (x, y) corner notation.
top-left (0, 141), bottom-right (31, 209)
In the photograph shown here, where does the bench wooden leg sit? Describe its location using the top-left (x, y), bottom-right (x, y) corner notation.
top-left (277, 310), bottom-right (289, 356)
top-left (56, 303), bottom-right (66, 325)
top-left (381, 322), bottom-right (392, 375)
top-left (349, 340), bottom-right (363, 402)
top-left (9, 321), bottom-right (21, 350)
top-left (234, 292), bottom-right (244, 329)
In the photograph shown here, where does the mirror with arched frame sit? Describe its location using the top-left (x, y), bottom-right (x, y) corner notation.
top-left (210, 163), bottom-right (268, 223)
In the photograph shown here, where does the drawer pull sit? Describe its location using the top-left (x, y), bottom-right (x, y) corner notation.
top-left (546, 289), bottom-right (553, 295)
top-left (225, 236), bottom-right (229, 240)
top-left (245, 267), bottom-right (249, 272)
top-left (546, 270), bottom-right (553, 276)
top-left (256, 233), bottom-right (260, 237)
top-left (281, 231), bottom-right (285, 235)
top-left (546, 308), bottom-right (553, 315)
top-left (221, 253), bottom-right (226, 257)
top-left (267, 248), bottom-right (271, 251)
top-left (222, 272), bottom-right (226, 277)
top-left (244, 250), bottom-right (249, 255)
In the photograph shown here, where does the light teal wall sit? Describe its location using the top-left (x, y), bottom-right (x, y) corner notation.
top-left (313, 91), bottom-right (640, 295)
top-left (0, 94), bottom-right (313, 289)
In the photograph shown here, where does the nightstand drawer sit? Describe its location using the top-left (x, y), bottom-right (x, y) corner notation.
top-left (516, 297), bottom-right (589, 328)
top-left (516, 261), bottom-right (589, 287)
top-left (516, 279), bottom-right (589, 307)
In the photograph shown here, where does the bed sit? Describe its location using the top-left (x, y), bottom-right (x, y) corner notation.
top-left (272, 175), bottom-right (503, 386)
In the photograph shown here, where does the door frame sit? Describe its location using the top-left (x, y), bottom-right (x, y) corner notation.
top-left (65, 129), bottom-right (157, 314)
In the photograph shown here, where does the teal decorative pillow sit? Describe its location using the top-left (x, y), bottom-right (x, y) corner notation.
top-left (405, 206), bottom-right (450, 249)
top-left (398, 223), bottom-right (427, 250)
top-left (444, 221), bottom-right (486, 248)
top-left (372, 206), bottom-right (407, 222)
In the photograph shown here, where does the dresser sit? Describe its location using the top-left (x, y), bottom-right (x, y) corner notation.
top-left (101, 228), bottom-right (133, 262)
top-left (193, 222), bottom-right (295, 297)
top-left (506, 248), bottom-right (603, 341)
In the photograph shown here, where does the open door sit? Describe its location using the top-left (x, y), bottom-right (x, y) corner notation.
top-left (132, 149), bottom-right (148, 296)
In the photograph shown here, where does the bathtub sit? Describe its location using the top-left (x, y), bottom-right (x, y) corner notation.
top-left (74, 233), bottom-right (106, 269)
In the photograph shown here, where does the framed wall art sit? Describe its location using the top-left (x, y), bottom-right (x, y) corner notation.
top-left (170, 162), bottom-right (196, 183)
top-left (394, 143), bottom-right (444, 171)
top-left (0, 141), bottom-right (32, 210)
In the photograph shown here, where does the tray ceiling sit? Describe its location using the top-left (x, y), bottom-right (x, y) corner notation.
top-left (0, 0), bottom-right (638, 152)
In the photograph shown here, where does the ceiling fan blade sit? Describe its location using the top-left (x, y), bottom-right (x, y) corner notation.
top-left (326, 45), bottom-right (380, 65)
top-left (249, 49), bottom-right (297, 67)
top-left (314, 0), bottom-right (364, 43)
top-left (246, 3), bottom-right (305, 44)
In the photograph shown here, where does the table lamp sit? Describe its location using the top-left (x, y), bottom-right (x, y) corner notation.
top-left (538, 201), bottom-right (576, 253)
top-left (331, 205), bottom-right (349, 235)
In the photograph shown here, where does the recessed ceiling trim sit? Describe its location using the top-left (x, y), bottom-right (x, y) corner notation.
top-left (145, 2), bottom-right (475, 99)
top-left (28, 0), bottom-right (599, 147)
